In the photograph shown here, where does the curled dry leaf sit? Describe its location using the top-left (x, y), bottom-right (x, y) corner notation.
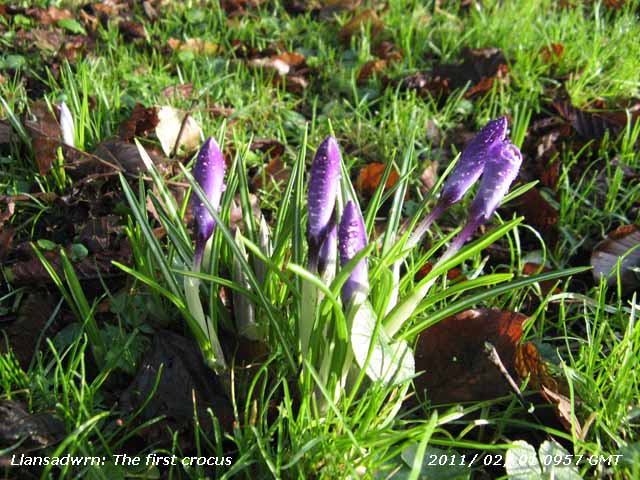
top-left (591, 225), bottom-right (640, 291)
top-left (414, 308), bottom-right (528, 404)
top-left (553, 100), bottom-right (635, 140)
top-left (94, 139), bottom-right (171, 174)
top-left (356, 162), bottom-right (399, 197)
top-left (515, 341), bottom-right (584, 438)
top-left (119, 103), bottom-right (159, 142)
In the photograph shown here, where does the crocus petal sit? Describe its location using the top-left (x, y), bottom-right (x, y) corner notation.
top-left (338, 201), bottom-right (368, 306)
top-left (192, 137), bottom-right (226, 267)
top-left (307, 136), bottom-right (341, 255)
top-left (318, 222), bottom-right (337, 279)
top-left (58, 102), bottom-right (75, 148)
top-left (439, 116), bottom-right (508, 207)
top-left (468, 140), bottom-right (522, 224)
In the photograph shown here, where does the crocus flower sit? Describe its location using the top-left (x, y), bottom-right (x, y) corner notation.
top-left (407, 117), bottom-right (508, 249)
top-left (58, 101), bottom-right (75, 148)
top-left (191, 137), bottom-right (226, 269)
top-left (307, 136), bottom-right (341, 269)
top-left (338, 201), bottom-right (369, 307)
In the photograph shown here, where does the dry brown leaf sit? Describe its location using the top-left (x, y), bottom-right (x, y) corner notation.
top-left (339, 9), bottom-right (384, 42)
top-left (24, 101), bottom-right (62, 175)
top-left (252, 156), bottom-right (290, 190)
top-left (118, 20), bottom-right (146, 40)
top-left (356, 162), bottom-right (399, 197)
top-left (540, 43), bottom-right (564, 64)
top-left (26, 6), bottom-right (73, 25)
top-left (414, 309), bottom-right (528, 404)
top-left (591, 225), bottom-right (640, 291)
top-left (119, 104), bottom-right (159, 142)
top-left (162, 83), bottom-right (194, 100)
top-left (358, 59), bottom-right (387, 82)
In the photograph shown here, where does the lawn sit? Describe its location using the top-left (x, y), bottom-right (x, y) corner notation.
top-left (1, 0), bottom-right (639, 479)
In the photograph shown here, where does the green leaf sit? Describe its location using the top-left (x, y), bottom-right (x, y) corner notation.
top-left (57, 19), bottom-right (87, 35)
top-left (69, 243), bottom-right (89, 262)
top-left (505, 441), bottom-right (542, 479)
top-left (538, 441), bottom-right (581, 479)
top-left (351, 301), bottom-right (414, 385)
top-left (37, 239), bottom-right (58, 251)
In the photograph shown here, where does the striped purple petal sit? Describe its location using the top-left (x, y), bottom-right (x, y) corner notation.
top-left (192, 137), bottom-right (226, 268)
top-left (439, 116), bottom-right (508, 207)
top-left (307, 136), bottom-right (341, 257)
top-left (338, 201), bottom-right (368, 306)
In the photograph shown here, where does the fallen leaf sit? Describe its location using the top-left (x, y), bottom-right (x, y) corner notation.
top-left (356, 162), bottom-right (399, 197)
top-left (358, 59), bottom-right (387, 82)
top-left (396, 72), bottom-right (450, 98)
top-left (119, 103), bottom-right (159, 142)
top-left (603, 0), bottom-right (625, 9)
top-left (162, 83), bottom-right (194, 100)
top-left (433, 47), bottom-right (509, 96)
top-left (541, 384), bottom-right (584, 439)
top-left (0, 400), bottom-right (65, 460)
top-left (120, 331), bottom-right (234, 445)
top-left (24, 100), bottom-right (61, 175)
top-left (415, 261), bottom-right (464, 282)
top-left (373, 40), bottom-right (403, 62)
top-left (26, 6), bottom-right (72, 25)
top-left (514, 341), bottom-right (557, 392)
top-left (155, 106), bottom-right (203, 156)
top-left (94, 139), bottom-right (170, 174)
top-left (339, 9), bottom-right (384, 42)
top-left (251, 156), bottom-right (290, 190)
top-left (414, 309), bottom-right (528, 404)
top-left (553, 100), bottom-right (633, 140)
top-left (513, 187), bottom-right (559, 243)
top-left (0, 293), bottom-right (56, 369)
top-left (419, 161), bottom-right (439, 192)
top-left (591, 225), bottom-right (640, 291)
top-left (540, 43), bottom-right (564, 64)
top-left (167, 37), bottom-right (221, 55)
top-left (522, 263), bottom-right (561, 296)
top-left (118, 20), bottom-right (146, 40)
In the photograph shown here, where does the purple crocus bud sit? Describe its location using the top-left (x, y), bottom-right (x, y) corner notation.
top-left (441, 139), bottom-right (523, 261)
top-left (440, 116), bottom-right (508, 207)
top-left (407, 117), bottom-right (508, 249)
top-left (192, 137), bottom-right (226, 269)
top-left (307, 136), bottom-right (341, 269)
top-left (338, 201), bottom-right (369, 306)
top-left (58, 101), bottom-right (75, 147)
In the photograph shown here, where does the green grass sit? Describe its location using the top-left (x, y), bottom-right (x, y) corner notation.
top-left (1, 0), bottom-right (640, 479)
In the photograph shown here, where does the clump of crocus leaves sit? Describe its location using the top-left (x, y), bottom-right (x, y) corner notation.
top-left (180, 118), bottom-right (522, 400)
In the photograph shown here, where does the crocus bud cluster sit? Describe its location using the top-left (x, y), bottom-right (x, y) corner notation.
top-left (408, 117), bottom-right (520, 250)
top-left (306, 136), bottom-right (369, 307)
